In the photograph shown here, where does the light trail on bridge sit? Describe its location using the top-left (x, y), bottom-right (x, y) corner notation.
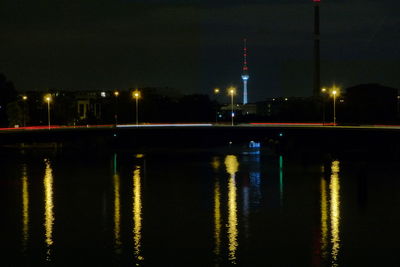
top-left (117, 123), bottom-right (213, 128)
top-left (1, 123), bottom-right (400, 132)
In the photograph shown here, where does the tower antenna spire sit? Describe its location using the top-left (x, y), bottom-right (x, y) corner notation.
top-left (243, 38), bottom-right (248, 72)
top-left (313, 0), bottom-right (321, 97)
top-left (241, 38), bottom-right (249, 104)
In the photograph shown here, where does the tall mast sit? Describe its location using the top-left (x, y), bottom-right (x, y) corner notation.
top-left (313, 0), bottom-right (321, 97)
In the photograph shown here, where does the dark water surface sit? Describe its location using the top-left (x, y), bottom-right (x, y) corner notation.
top-left (1, 146), bottom-right (399, 266)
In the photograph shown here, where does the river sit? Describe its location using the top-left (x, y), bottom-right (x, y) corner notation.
top-left (1, 145), bottom-right (399, 266)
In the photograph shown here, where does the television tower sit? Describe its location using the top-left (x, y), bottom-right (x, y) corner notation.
top-left (313, 0), bottom-right (321, 97)
top-left (241, 38), bottom-right (249, 104)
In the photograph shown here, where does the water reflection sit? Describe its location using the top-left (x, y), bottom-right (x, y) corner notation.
top-left (320, 160), bottom-right (341, 266)
top-left (320, 174), bottom-right (328, 259)
top-left (244, 153), bottom-right (262, 210)
top-left (21, 164), bottom-right (29, 251)
top-left (242, 153), bottom-right (262, 238)
top-left (132, 165), bottom-right (144, 264)
top-left (212, 156), bottom-right (222, 261)
top-left (113, 154), bottom-right (122, 251)
top-left (213, 153), bottom-right (263, 264)
top-left (212, 156), bottom-right (221, 171)
top-left (43, 159), bottom-right (54, 261)
top-left (279, 155), bottom-right (284, 206)
top-left (225, 155), bottom-right (239, 264)
top-left (242, 176), bottom-right (249, 238)
top-left (214, 177), bottom-right (222, 258)
top-left (330, 160), bottom-right (341, 266)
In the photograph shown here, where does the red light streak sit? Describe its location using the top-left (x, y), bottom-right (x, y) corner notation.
top-left (250, 122), bottom-right (335, 126)
top-left (0, 124), bottom-right (116, 131)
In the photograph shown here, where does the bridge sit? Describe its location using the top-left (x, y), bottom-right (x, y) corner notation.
top-left (1, 123), bottom-right (399, 157)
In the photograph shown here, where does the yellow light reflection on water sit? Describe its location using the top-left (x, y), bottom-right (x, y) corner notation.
top-left (330, 160), bottom-right (341, 266)
top-left (133, 166), bottom-right (144, 264)
top-left (43, 159), bottom-right (54, 261)
top-left (224, 155), bottom-right (239, 263)
top-left (21, 164), bottom-right (29, 250)
top-left (211, 157), bottom-right (221, 171)
top-left (113, 152), bottom-right (121, 250)
top-left (225, 155), bottom-right (239, 175)
top-left (214, 179), bottom-right (221, 257)
top-left (320, 176), bottom-right (328, 259)
top-left (113, 172), bottom-right (122, 249)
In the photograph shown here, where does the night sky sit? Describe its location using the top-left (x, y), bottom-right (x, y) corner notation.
top-left (1, 0), bottom-right (399, 101)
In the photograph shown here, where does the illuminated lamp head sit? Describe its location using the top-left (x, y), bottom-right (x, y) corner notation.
top-left (44, 94), bottom-right (52, 103)
top-left (228, 87), bottom-right (236, 96)
top-left (132, 90), bottom-right (141, 99)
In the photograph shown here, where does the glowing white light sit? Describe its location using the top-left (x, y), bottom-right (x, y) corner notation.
top-left (117, 124), bottom-right (212, 128)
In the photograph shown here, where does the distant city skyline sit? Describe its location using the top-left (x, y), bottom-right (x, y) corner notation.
top-left (1, 0), bottom-right (399, 101)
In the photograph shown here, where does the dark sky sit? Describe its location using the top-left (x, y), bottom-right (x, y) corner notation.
top-left (1, 0), bottom-right (399, 101)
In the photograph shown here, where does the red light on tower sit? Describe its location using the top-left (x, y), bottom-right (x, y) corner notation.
top-left (313, 0), bottom-right (320, 2)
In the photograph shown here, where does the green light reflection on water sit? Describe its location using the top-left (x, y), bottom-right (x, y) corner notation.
top-left (279, 155), bottom-right (283, 206)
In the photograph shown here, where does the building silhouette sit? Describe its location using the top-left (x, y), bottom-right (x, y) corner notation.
top-left (344, 84), bottom-right (398, 124)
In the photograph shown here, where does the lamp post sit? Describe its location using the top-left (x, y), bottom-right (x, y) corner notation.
top-left (114, 90), bottom-right (119, 125)
top-left (321, 88), bottom-right (326, 125)
top-left (332, 89), bottom-right (337, 126)
top-left (214, 88), bottom-right (220, 123)
top-left (228, 87), bottom-right (235, 126)
top-left (22, 95), bottom-right (28, 127)
top-left (44, 94), bottom-right (51, 129)
top-left (397, 95), bottom-right (400, 119)
top-left (133, 90), bottom-right (140, 126)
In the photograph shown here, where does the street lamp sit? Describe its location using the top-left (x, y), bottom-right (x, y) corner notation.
top-left (22, 95), bottom-right (28, 127)
top-left (331, 88), bottom-right (338, 126)
top-left (228, 87), bottom-right (236, 126)
top-left (132, 90), bottom-right (140, 126)
top-left (321, 87), bottom-right (327, 125)
top-left (44, 94), bottom-right (52, 129)
top-left (114, 90), bottom-right (119, 125)
top-left (214, 88), bottom-right (220, 123)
